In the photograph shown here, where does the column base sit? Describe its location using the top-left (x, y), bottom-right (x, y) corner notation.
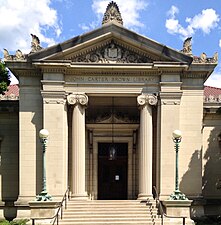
top-left (137, 193), bottom-right (153, 201)
top-left (71, 193), bottom-right (89, 200)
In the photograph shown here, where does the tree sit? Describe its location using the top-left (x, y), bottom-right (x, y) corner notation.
top-left (0, 62), bottom-right (10, 95)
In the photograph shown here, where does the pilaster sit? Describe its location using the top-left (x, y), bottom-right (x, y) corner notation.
top-left (158, 81), bottom-right (182, 199)
top-left (41, 73), bottom-right (68, 199)
top-left (16, 76), bottom-right (42, 206)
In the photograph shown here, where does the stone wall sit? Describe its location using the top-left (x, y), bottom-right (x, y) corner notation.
top-left (203, 113), bottom-right (221, 199)
top-left (179, 89), bottom-right (204, 198)
top-left (0, 101), bottom-right (19, 203)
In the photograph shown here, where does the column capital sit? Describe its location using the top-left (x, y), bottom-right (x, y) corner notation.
top-left (67, 93), bottom-right (88, 106)
top-left (137, 93), bottom-right (158, 106)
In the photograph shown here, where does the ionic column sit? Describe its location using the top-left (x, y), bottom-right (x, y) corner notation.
top-left (67, 93), bottom-right (88, 200)
top-left (137, 94), bottom-right (157, 200)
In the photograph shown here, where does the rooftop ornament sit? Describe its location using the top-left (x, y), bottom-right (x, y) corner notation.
top-left (102, 1), bottom-right (123, 26)
top-left (3, 34), bottom-right (43, 61)
top-left (181, 37), bottom-right (218, 64)
top-left (181, 37), bottom-right (192, 55)
top-left (30, 34), bottom-right (43, 53)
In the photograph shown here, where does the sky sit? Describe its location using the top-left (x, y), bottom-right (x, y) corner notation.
top-left (0, 0), bottom-right (220, 88)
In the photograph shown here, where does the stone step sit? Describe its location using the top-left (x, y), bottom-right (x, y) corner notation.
top-left (57, 222), bottom-right (155, 225)
top-left (62, 214), bottom-right (152, 218)
top-left (66, 205), bottom-right (153, 208)
top-left (63, 210), bottom-right (151, 215)
top-left (60, 217), bottom-right (153, 221)
top-left (68, 200), bottom-right (155, 205)
top-left (46, 200), bottom-right (158, 225)
top-left (67, 202), bottom-right (153, 207)
top-left (67, 200), bottom-right (151, 203)
top-left (64, 208), bottom-right (157, 214)
top-left (65, 206), bottom-right (151, 210)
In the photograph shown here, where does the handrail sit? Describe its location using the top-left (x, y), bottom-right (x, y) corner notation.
top-left (153, 186), bottom-right (187, 225)
top-left (52, 186), bottom-right (71, 225)
top-left (31, 186), bottom-right (70, 225)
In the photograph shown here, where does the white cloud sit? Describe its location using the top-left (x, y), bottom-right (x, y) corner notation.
top-left (0, 0), bottom-right (62, 55)
top-left (205, 64), bottom-right (221, 88)
top-left (219, 39), bottom-right (221, 48)
top-left (205, 72), bottom-right (221, 88)
top-left (166, 6), bottom-right (220, 39)
top-left (186, 9), bottom-right (220, 34)
top-left (167, 5), bottom-right (179, 19)
top-left (83, 0), bottom-right (148, 31)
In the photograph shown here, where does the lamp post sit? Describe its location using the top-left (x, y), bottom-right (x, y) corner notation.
top-left (36, 129), bottom-right (52, 201)
top-left (169, 130), bottom-right (188, 200)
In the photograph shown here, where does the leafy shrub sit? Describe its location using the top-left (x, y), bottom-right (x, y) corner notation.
top-left (0, 219), bottom-right (29, 225)
top-left (0, 62), bottom-right (11, 95)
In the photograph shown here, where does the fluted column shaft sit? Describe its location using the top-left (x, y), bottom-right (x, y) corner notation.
top-left (137, 94), bottom-right (157, 200)
top-left (67, 93), bottom-right (88, 200)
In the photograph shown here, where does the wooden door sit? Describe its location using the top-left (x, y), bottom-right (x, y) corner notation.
top-left (98, 143), bottom-right (128, 200)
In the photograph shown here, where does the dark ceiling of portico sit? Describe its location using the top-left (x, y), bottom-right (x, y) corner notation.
top-left (86, 97), bottom-right (139, 124)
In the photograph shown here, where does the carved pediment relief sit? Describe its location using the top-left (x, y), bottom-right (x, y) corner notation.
top-left (66, 40), bottom-right (156, 63)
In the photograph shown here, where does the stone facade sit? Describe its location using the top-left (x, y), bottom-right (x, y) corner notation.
top-left (0, 2), bottom-right (220, 221)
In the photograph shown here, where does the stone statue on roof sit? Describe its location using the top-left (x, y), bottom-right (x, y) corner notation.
top-left (30, 34), bottom-right (43, 53)
top-left (102, 1), bottom-right (123, 26)
top-left (181, 37), bottom-right (192, 55)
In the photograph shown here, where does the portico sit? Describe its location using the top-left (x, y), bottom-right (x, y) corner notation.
top-left (64, 92), bottom-right (158, 200)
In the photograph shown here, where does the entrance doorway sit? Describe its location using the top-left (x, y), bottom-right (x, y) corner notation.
top-left (98, 143), bottom-right (128, 200)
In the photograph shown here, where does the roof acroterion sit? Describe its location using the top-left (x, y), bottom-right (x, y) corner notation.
top-left (102, 1), bottom-right (123, 26)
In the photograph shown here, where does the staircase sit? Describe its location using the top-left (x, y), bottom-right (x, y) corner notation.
top-left (56, 200), bottom-right (159, 225)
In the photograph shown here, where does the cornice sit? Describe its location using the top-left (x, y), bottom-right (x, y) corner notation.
top-left (182, 71), bottom-right (207, 79)
top-left (41, 67), bottom-right (67, 74)
top-left (33, 61), bottom-right (69, 74)
top-left (11, 70), bottom-right (40, 77)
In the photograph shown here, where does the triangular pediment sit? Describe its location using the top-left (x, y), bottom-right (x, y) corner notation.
top-left (27, 23), bottom-right (192, 64)
top-left (63, 39), bottom-right (155, 63)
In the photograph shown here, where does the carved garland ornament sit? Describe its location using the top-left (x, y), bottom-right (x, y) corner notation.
top-left (67, 93), bottom-right (88, 106)
top-left (137, 94), bottom-right (158, 106)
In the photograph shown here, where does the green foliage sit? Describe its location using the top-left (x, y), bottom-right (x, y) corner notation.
top-left (0, 62), bottom-right (11, 95)
top-left (0, 219), bottom-right (29, 225)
